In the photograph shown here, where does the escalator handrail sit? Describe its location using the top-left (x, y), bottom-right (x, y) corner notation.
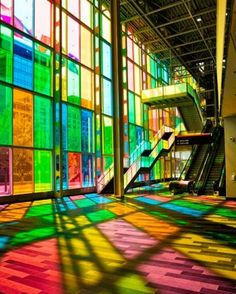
top-left (178, 119), bottom-right (212, 180)
top-left (194, 126), bottom-right (222, 193)
top-left (216, 157), bottom-right (225, 194)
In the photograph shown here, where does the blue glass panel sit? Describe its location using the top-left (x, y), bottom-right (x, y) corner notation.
top-left (81, 109), bottom-right (93, 153)
top-left (82, 154), bottom-right (94, 187)
top-left (62, 103), bottom-right (68, 149)
top-left (63, 152), bottom-right (68, 190)
top-left (102, 78), bottom-right (113, 116)
top-left (101, 41), bottom-right (111, 79)
top-left (13, 33), bottom-right (33, 90)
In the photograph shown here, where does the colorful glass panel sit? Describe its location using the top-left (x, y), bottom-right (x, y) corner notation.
top-left (0, 84), bottom-right (12, 145)
top-left (34, 150), bottom-right (52, 192)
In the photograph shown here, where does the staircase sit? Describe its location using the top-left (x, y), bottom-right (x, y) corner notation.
top-left (142, 83), bottom-right (204, 132)
top-left (203, 131), bottom-right (225, 195)
top-left (97, 125), bottom-right (174, 194)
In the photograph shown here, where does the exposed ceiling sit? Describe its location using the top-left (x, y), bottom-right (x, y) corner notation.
top-left (104, 0), bottom-right (233, 117)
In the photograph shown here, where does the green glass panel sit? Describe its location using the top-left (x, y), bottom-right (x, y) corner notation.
top-left (34, 96), bottom-right (53, 149)
top-left (150, 56), bottom-right (157, 78)
top-left (67, 59), bottom-right (80, 105)
top-left (34, 43), bottom-right (52, 96)
top-left (129, 124), bottom-right (136, 154)
top-left (102, 116), bottom-right (113, 155)
top-left (68, 105), bottom-right (81, 152)
top-left (0, 25), bottom-right (13, 83)
top-left (104, 156), bottom-right (113, 170)
top-left (34, 150), bottom-right (52, 192)
top-left (0, 85), bottom-right (12, 145)
top-left (128, 91), bottom-right (135, 124)
top-left (86, 209), bottom-right (115, 223)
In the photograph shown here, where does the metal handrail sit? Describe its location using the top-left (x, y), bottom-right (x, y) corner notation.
top-left (193, 126), bottom-right (221, 193)
top-left (178, 119), bottom-right (212, 180)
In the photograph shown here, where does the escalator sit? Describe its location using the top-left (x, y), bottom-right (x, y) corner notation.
top-left (142, 83), bottom-right (204, 132)
top-left (195, 126), bottom-right (225, 195)
top-left (97, 125), bottom-right (175, 194)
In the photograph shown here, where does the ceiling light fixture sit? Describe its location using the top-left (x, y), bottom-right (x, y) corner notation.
top-left (196, 17), bottom-right (202, 22)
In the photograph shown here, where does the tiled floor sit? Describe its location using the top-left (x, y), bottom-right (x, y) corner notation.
top-left (0, 187), bottom-right (236, 293)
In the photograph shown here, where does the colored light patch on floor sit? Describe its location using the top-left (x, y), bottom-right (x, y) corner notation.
top-left (160, 202), bottom-right (205, 217)
top-left (10, 226), bottom-right (56, 247)
top-left (170, 199), bottom-right (214, 213)
top-left (90, 196), bottom-right (113, 204)
top-left (214, 207), bottom-right (236, 218)
top-left (106, 202), bottom-right (136, 216)
top-left (0, 204), bottom-right (9, 211)
top-left (54, 198), bottom-right (78, 212)
top-left (86, 209), bottom-right (116, 223)
top-left (85, 193), bottom-right (101, 198)
top-left (224, 200), bottom-right (236, 209)
top-left (205, 214), bottom-right (236, 229)
top-left (115, 274), bottom-right (154, 294)
top-left (124, 212), bottom-right (179, 241)
top-left (138, 247), bottom-right (236, 293)
top-left (145, 195), bottom-right (171, 202)
top-left (0, 203), bottom-right (32, 223)
top-left (70, 195), bottom-right (86, 200)
top-left (32, 199), bottom-right (52, 206)
top-left (135, 196), bottom-right (162, 205)
top-left (0, 238), bottom-right (63, 294)
top-left (74, 198), bottom-right (97, 208)
top-left (150, 210), bottom-right (189, 226)
top-left (97, 219), bottom-right (158, 259)
top-left (0, 235), bottom-right (10, 250)
top-left (172, 232), bottom-right (236, 281)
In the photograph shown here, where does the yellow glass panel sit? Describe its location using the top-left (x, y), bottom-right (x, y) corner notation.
top-left (13, 148), bottom-right (33, 194)
top-left (135, 95), bottom-right (141, 126)
top-left (101, 14), bottom-right (111, 43)
top-left (134, 65), bottom-right (141, 94)
top-left (13, 89), bottom-right (33, 147)
top-left (134, 42), bottom-right (140, 65)
top-left (81, 26), bottom-right (93, 68)
top-left (81, 66), bottom-right (94, 109)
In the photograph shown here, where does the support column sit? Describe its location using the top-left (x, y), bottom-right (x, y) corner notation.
top-left (111, 0), bottom-right (124, 197)
top-left (54, 2), bottom-right (63, 197)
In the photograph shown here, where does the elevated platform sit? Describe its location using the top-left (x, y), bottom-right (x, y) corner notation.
top-left (142, 83), bottom-right (204, 132)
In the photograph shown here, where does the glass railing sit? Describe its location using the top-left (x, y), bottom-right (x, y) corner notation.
top-left (97, 163), bottom-right (114, 193)
top-left (98, 125), bottom-right (174, 193)
top-left (124, 132), bottom-right (175, 189)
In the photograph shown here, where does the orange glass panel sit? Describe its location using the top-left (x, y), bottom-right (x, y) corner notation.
top-left (81, 26), bottom-right (92, 68)
top-left (13, 148), bottom-right (33, 194)
top-left (81, 66), bottom-right (94, 109)
top-left (13, 89), bottom-right (33, 147)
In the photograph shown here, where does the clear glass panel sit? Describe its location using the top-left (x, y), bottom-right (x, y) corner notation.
top-left (35, 0), bottom-right (53, 46)
top-left (80, 0), bottom-right (93, 28)
top-left (14, 0), bottom-right (33, 35)
top-left (0, 0), bottom-right (13, 24)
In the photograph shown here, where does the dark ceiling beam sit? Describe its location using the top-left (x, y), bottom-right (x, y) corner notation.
top-left (153, 35), bottom-right (216, 53)
top-left (143, 23), bottom-right (216, 45)
top-left (121, 0), bottom-right (186, 24)
top-left (181, 0), bottom-right (216, 64)
top-left (128, 0), bottom-right (197, 79)
top-left (177, 46), bottom-right (216, 57)
top-left (132, 7), bottom-right (216, 36)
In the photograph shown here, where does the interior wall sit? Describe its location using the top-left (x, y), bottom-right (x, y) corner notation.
top-left (224, 116), bottom-right (236, 197)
